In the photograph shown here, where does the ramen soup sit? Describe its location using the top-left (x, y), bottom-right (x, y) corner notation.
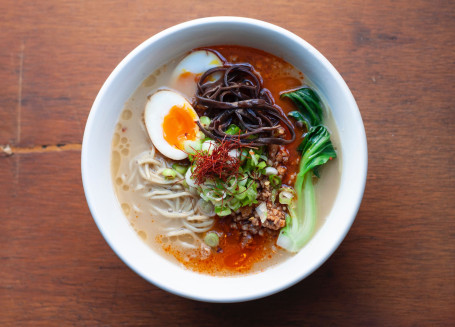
top-left (111, 46), bottom-right (341, 275)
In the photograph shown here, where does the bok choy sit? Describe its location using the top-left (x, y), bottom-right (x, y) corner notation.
top-left (277, 88), bottom-right (337, 252)
top-left (281, 87), bottom-right (323, 129)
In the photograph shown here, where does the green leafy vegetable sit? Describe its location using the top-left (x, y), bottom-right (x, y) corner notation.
top-left (277, 126), bottom-right (336, 252)
top-left (297, 126), bottom-right (337, 178)
top-left (277, 87), bottom-right (336, 253)
top-left (281, 87), bottom-right (323, 129)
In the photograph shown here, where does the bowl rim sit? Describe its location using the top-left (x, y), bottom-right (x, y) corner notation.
top-left (82, 16), bottom-right (368, 302)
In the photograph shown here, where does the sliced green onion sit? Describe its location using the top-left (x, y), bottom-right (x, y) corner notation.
top-left (257, 161), bottom-right (267, 170)
top-left (241, 198), bottom-right (257, 206)
top-left (200, 116), bottom-right (211, 127)
top-left (184, 139), bottom-right (202, 155)
top-left (269, 174), bottom-right (282, 188)
top-left (238, 174), bottom-right (249, 187)
top-left (243, 158), bottom-right (254, 172)
top-left (205, 189), bottom-right (225, 202)
top-left (279, 190), bottom-right (294, 205)
top-left (234, 185), bottom-right (247, 200)
top-left (241, 181), bottom-right (258, 205)
top-left (225, 124), bottom-right (240, 135)
top-left (225, 176), bottom-right (237, 191)
top-left (172, 163), bottom-right (188, 175)
top-left (204, 232), bottom-right (219, 247)
top-left (271, 189), bottom-right (278, 203)
top-left (215, 206), bottom-right (231, 216)
top-left (161, 168), bottom-right (176, 179)
top-left (251, 153), bottom-right (259, 166)
top-left (239, 149), bottom-right (249, 163)
top-left (227, 198), bottom-right (241, 211)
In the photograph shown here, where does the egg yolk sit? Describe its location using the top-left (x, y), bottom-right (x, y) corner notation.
top-left (179, 70), bottom-right (199, 82)
top-left (162, 104), bottom-right (198, 150)
top-left (178, 62), bottom-right (221, 83)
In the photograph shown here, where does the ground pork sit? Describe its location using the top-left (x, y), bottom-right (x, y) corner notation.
top-left (262, 201), bottom-right (286, 230)
top-left (229, 183), bottom-right (288, 247)
top-left (268, 145), bottom-right (290, 177)
top-left (269, 145), bottom-right (289, 166)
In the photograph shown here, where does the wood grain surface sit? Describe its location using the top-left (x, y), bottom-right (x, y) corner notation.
top-left (1, 0), bottom-right (454, 325)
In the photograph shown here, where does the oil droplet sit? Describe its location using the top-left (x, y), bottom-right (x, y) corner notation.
top-left (121, 203), bottom-right (131, 216)
top-left (115, 177), bottom-right (123, 185)
top-left (121, 148), bottom-right (129, 156)
top-left (122, 109), bottom-right (132, 120)
top-left (121, 137), bottom-right (128, 144)
top-left (116, 123), bottom-right (122, 130)
top-left (138, 231), bottom-right (147, 240)
top-left (143, 74), bottom-right (157, 87)
top-left (122, 185), bottom-right (129, 191)
top-left (111, 151), bottom-right (121, 177)
top-left (112, 133), bottom-right (120, 146)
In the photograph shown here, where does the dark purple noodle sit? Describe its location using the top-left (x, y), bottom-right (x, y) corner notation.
top-left (192, 63), bottom-right (296, 147)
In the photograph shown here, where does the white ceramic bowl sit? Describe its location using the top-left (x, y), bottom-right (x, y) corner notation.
top-left (82, 17), bottom-right (367, 302)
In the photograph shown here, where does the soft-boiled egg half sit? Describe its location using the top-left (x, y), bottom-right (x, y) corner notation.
top-left (145, 90), bottom-right (199, 160)
top-left (171, 50), bottom-right (223, 97)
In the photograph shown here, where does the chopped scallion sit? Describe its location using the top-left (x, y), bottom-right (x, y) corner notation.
top-left (172, 163), bottom-right (188, 175)
top-left (204, 232), bottom-right (219, 247)
top-left (225, 124), bottom-right (240, 135)
top-left (200, 116), bottom-right (211, 127)
top-left (161, 168), bottom-right (176, 179)
top-left (257, 161), bottom-right (267, 170)
top-left (269, 174), bottom-right (281, 188)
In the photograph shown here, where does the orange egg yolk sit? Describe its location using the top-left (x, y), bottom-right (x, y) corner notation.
top-left (162, 104), bottom-right (198, 150)
top-left (179, 71), bottom-right (199, 82)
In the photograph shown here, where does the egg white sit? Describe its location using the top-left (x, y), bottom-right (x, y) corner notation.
top-left (144, 90), bottom-right (199, 160)
top-left (170, 50), bottom-right (223, 97)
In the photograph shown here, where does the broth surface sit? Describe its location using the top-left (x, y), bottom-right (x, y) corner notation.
top-left (111, 46), bottom-right (341, 275)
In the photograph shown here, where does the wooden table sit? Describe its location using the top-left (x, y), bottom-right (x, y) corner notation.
top-left (1, 0), bottom-right (453, 325)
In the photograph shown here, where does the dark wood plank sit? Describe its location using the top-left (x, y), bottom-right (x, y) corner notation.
top-left (0, 0), bottom-right (454, 326)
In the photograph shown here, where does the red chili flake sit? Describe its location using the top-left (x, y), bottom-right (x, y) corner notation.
top-left (191, 136), bottom-right (248, 185)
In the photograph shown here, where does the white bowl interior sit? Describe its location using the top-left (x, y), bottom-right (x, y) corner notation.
top-left (82, 17), bottom-right (367, 302)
